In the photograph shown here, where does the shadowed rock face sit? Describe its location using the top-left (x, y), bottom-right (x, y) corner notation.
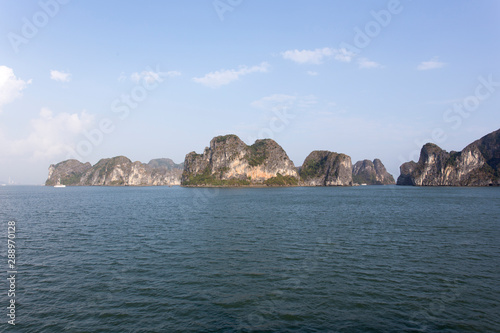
top-left (352, 159), bottom-right (395, 185)
top-left (397, 128), bottom-right (500, 186)
top-left (147, 158), bottom-right (183, 170)
top-left (299, 150), bottom-right (352, 186)
top-left (182, 134), bottom-right (298, 186)
top-left (45, 156), bottom-right (183, 186)
top-left (397, 161), bottom-right (417, 186)
top-left (46, 160), bottom-right (92, 186)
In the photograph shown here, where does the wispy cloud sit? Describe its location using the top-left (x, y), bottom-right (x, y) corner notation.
top-left (50, 70), bottom-right (72, 82)
top-left (281, 48), bottom-right (334, 65)
top-left (193, 62), bottom-right (269, 88)
top-left (307, 71), bottom-right (318, 76)
top-left (358, 58), bottom-right (382, 69)
top-left (0, 66), bottom-right (31, 113)
top-left (281, 47), bottom-right (358, 64)
top-left (417, 57), bottom-right (446, 71)
top-left (131, 70), bottom-right (181, 84)
top-left (332, 48), bottom-right (356, 62)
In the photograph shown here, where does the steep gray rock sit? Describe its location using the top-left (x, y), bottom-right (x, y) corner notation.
top-left (396, 161), bottom-right (417, 186)
top-left (397, 128), bottom-right (500, 186)
top-left (182, 134), bottom-right (298, 186)
top-left (46, 156), bottom-right (183, 186)
top-left (46, 160), bottom-right (92, 186)
top-left (352, 159), bottom-right (395, 185)
top-left (299, 150), bottom-right (353, 186)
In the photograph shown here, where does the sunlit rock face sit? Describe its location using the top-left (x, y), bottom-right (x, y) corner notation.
top-left (397, 128), bottom-right (500, 186)
top-left (182, 134), bottom-right (298, 186)
top-left (46, 157), bottom-right (183, 186)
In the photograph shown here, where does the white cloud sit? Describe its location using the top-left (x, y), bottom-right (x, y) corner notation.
top-left (281, 47), bottom-right (356, 64)
top-left (50, 70), bottom-right (72, 82)
top-left (332, 48), bottom-right (356, 63)
top-left (417, 57), bottom-right (446, 71)
top-left (130, 70), bottom-right (181, 84)
top-left (193, 62), bottom-right (269, 88)
top-left (281, 48), bottom-right (333, 64)
top-left (0, 66), bottom-right (31, 113)
top-left (358, 58), bottom-right (382, 69)
top-left (307, 71), bottom-right (318, 76)
top-left (5, 108), bottom-right (95, 159)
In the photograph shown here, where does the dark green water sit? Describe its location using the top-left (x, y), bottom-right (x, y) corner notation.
top-left (0, 186), bottom-right (499, 332)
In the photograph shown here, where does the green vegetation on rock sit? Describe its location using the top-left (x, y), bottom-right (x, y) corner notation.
top-left (215, 134), bottom-right (239, 143)
top-left (352, 173), bottom-right (377, 185)
top-left (182, 167), bottom-right (251, 186)
top-left (181, 134), bottom-right (300, 187)
top-left (264, 173), bottom-right (298, 186)
top-left (246, 140), bottom-right (268, 167)
top-left (61, 173), bottom-right (83, 185)
top-left (45, 172), bottom-right (83, 186)
top-left (182, 167), bottom-right (214, 185)
top-left (445, 152), bottom-right (460, 168)
top-left (299, 158), bottom-right (326, 180)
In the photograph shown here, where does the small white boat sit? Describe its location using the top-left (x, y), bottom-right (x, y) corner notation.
top-left (361, 183), bottom-right (367, 186)
top-left (54, 178), bottom-right (66, 188)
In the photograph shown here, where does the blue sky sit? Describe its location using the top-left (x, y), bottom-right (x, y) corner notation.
top-left (1, 0), bottom-right (499, 184)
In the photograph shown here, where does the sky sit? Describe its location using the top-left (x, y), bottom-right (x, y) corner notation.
top-left (0, 0), bottom-right (499, 184)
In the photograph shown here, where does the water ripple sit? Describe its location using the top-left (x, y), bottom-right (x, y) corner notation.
top-left (0, 186), bottom-right (499, 332)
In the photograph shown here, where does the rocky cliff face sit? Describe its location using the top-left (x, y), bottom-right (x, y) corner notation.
top-left (352, 159), bottom-right (395, 185)
top-left (396, 161), bottom-right (417, 186)
top-left (46, 159), bottom-right (92, 186)
top-left (182, 134), bottom-right (299, 186)
top-left (397, 128), bottom-right (500, 186)
top-left (46, 156), bottom-right (183, 186)
top-left (299, 150), bottom-right (353, 186)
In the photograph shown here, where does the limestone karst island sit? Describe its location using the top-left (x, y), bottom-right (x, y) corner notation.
top-left (46, 128), bottom-right (499, 187)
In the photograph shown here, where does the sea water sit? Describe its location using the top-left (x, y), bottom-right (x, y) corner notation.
top-left (0, 185), bottom-right (499, 332)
